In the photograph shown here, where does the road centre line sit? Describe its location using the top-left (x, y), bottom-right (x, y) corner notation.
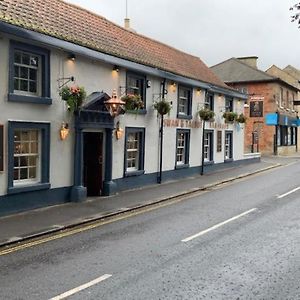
top-left (181, 208), bottom-right (257, 243)
top-left (277, 187), bottom-right (300, 199)
top-left (48, 274), bottom-right (112, 300)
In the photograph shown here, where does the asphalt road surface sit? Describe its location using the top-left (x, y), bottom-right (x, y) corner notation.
top-left (1, 161), bottom-right (300, 299)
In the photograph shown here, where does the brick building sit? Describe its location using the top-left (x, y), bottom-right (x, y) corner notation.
top-left (211, 57), bottom-right (300, 155)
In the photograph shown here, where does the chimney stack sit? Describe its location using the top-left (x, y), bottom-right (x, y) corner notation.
top-left (238, 56), bottom-right (258, 69)
top-left (124, 18), bottom-right (130, 30)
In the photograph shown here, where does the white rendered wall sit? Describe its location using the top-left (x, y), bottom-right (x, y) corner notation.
top-left (0, 33), bottom-right (246, 195)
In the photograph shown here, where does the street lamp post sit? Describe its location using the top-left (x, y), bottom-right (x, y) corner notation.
top-left (201, 119), bottom-right (205, 175)
top-left (157, 79), bottom-right (167, 184)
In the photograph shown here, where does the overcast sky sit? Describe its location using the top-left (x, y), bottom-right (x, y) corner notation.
top-left (66, 0), bottom-right (300, 71)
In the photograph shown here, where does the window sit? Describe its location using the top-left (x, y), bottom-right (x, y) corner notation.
top-left (8, 122), bottom-right (50, 194)
top-left (204, 92), bottom-right (214, 111)
top-left (0, 124), bottom-right (3, 172)
top-left (176, 129), bottom-right (190, 167)
top-left (237, 86), bottom-right (248, 94)
top-left (126, 72), bottom-right (146, 110)
top-left (225, 97), bottom-right (233, 112)
top-left (124, 128), bottom-right (145, 176)
top-left (13, 129), bottom-right (40, 183)
top-left (280, 87), bottom-right (284, 107)
top-left (204, 130), bottom-right (213, 162)
top-left (225, 131), bottom-right (233, 160)
top-left (9, 41), bottom-right (51, 104)
top-left (177, 86), bottom-right (192, 119)
top-left (217, 131), bottom-right (222, 152)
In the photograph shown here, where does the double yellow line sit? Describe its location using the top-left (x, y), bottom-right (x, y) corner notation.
top-left (0, 193), bottom-right (200, 256)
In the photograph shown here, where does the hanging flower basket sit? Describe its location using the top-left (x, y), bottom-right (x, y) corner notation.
top-left (198, 108), bottom-right (215, 121)
top-left (60, 85), bottom-right (86, 113)
top-left (223, 111), bottom-right (238, 123)
top-left (236, 113), bottom-right (247, 123)
top-left (153, 99), bottom-right (172, 115)
top-left (121, 94), bottom-right (144, 111)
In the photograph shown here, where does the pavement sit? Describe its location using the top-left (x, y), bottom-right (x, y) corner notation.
top-left (0, 154), bottom-right (299, 248)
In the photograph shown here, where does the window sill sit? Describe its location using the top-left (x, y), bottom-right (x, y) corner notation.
top-left (8, 182), bottom-right (51, 195)
top-left (177, 114), bottom-right (192, 120)
top-left (8, 93), bottom-right (52, 105)
top-left (175, 163), bottom-right (189, 170)
top-left (124, 170), bottom-right (145, 177)
top-left (126, 109), bottom-right (147, 115)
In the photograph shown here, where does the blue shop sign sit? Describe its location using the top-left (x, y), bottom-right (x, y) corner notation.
top-left (265, 113), bottom-right (278, 125)
top-left (266, 113), bottom-right (298, 126)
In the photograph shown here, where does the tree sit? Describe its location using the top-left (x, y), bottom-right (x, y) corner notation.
top-left (291, 2), bottom-right (300, 27)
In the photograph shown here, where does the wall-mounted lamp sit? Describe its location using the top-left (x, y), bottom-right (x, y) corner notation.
top-left (196, 88), bottom-right (201, 95)
top-left (115, 121), bottom-right (124, 140)
top-left (59, 122), bottom-right (69, 140)
top-left (104, 89), bottom-right (126, 117)
top-left (113, 65), bottom-right (119, 72)
top-left (146, 80), bottom-right (151, 88)
top-left (68, 53), bottom-right (76, 61)
top-left (171, 81), bottom-right (176, 92)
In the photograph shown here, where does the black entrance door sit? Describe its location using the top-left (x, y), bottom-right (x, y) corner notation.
top-left (83, 132), bottom-right (103, 196)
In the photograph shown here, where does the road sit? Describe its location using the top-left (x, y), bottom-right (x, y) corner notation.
top-left (1, 161), bottom-right (300, 299)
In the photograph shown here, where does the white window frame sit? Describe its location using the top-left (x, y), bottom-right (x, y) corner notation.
top-left (225, 132), bottom-right (233, 160)
top-left (126, 132), bottom-right (140, 172)
top-left (13, 128), bottom-right (41, 185)
top-left (13, 50), bottom-right (42, 97)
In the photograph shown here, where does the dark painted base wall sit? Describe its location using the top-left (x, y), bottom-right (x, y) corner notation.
top-left (0, 158), bottom-right (260, 217)
top-left (115, 157), bottom-right (261, 192)
top-left (0, 187), bottom-right (71, 217)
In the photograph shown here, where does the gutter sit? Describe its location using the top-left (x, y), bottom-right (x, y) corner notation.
top-left (0, 21), bottom-right (247, 100)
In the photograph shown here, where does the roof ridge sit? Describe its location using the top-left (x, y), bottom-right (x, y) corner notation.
top-left (210, 57), bottom-right (234, 68)
top-left (232, 57), bottom-right (276, 80)
top-left (61, 0), bottom-right (201, 61)
top-left (0, 0), bottom-right (229, 89)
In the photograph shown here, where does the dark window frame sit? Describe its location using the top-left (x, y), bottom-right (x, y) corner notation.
top-left (217, 130), bottom-right (222, 152)
top-left (204, 129), bottom-right (214, 164)
top-left (224, 131), bottom-right (233, 161)
top-left (7, 121), bottom-right (51, 194)
top-left (126, 72), bottom-right (147, 114)
top-left (177, 85), bottom-right (193, 120)
top-left (175, 129), bottom-right (190, 169)
top-left (205, 92), bottom-right (214, 111)
top-left (8, 41), bottom-right (52, 105)
top-left (225, 97), bottom-right (233, 112)
top-left (0, 124), bottom-right (3, 172)
top-left (124, 127), bottom-right (145, 177)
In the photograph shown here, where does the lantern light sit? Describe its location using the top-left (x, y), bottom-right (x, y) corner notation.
top-left (104, 90), bottom-right (125, 117)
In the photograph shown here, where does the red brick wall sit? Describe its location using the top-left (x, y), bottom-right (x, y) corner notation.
top-left (229, 82), bottom-right (278, 154)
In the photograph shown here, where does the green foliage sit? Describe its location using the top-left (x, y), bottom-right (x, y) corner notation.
top-left (121, 94), bottom-right (144, 111)
top-left (60, 85), bottom-right (86, 113)
top-left (291, 3), bottom-right (300, 27)
top-left (153, 99), bottom-right (172, 115)
top-left (223, 111), bottom-right (238, 123)
top-left (198, 108), bottom-right (215, 121)
top-left (236, 113), bottom-right (247, 123)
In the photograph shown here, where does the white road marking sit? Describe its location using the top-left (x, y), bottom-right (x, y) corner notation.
top-left (48, 274), bottom-right (112, 300)
top-left (181, 208), bottom-right (257, 243)
top-left (277, 187), bottom-right (300, 199)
